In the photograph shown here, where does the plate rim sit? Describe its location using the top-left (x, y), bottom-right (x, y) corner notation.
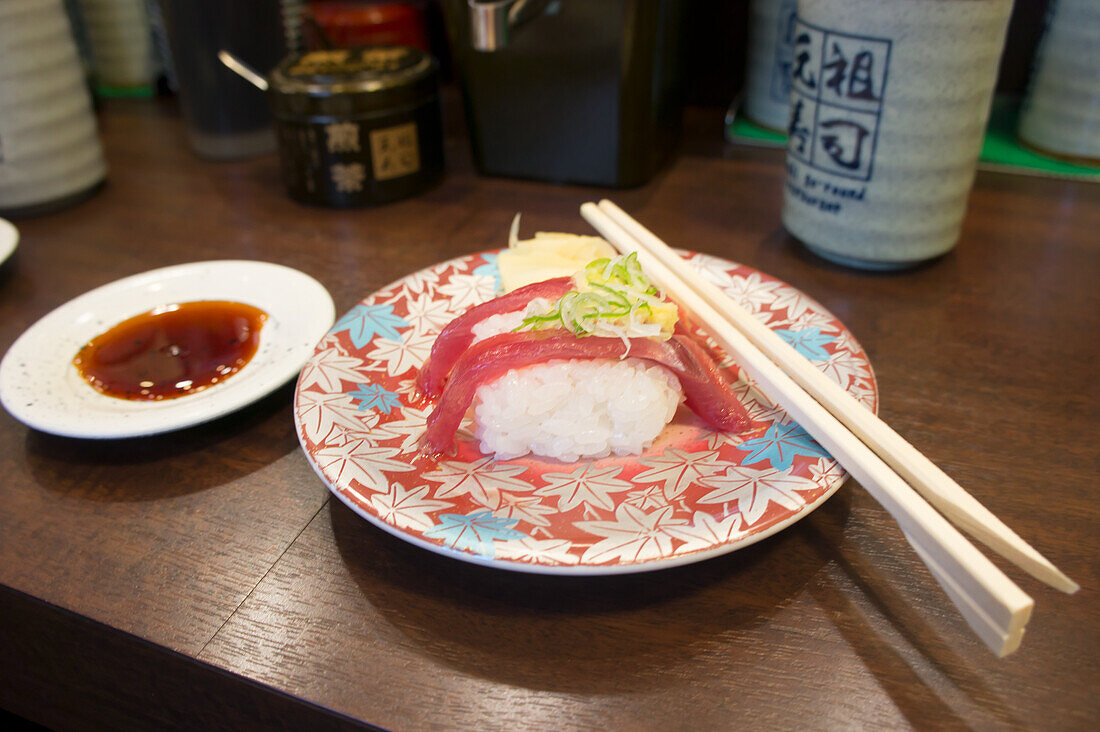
top-left (0, 259), bottom-right (335, 439)
top-left (0, 217), bottom-right (18, 266)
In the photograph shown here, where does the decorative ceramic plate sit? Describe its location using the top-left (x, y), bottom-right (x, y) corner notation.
top-left (0, 260), bottom-right (335, 439)
top-left (294, 251), bottom-right (877, 574)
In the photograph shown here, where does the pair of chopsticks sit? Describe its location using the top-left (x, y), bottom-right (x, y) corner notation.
top-left (580, 199), bottom-right (1078, 657)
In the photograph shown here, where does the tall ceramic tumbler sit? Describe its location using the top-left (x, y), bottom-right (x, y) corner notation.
top-left (0, 0), bottom-right (108, 217)
top-left (1017, 0), bottom-right (1100, 164)
top-left (781, 0), bottom-right (1013, 269)
top-left (742, 0), bottom-right (799, 132)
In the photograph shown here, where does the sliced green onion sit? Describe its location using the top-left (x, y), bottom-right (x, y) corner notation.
top-left (516, 251), bottom-right (676, 339)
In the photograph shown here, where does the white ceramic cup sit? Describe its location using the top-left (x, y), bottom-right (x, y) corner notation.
top-left (1018, 0), bottom-right (1100, 164)
top-left (743, 0), bottom-right (800, 132)
top-left (0, 0), bottom-right (107, 216)
top-left (781, 0), bottom-right (1013, 270)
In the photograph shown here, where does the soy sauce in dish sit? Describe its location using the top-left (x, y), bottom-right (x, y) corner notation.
top-left (73, 301), bottom-right (267, 401)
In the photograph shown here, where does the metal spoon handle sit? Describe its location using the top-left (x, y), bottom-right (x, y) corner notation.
top-left (217, 50), bottom-right (269, 91)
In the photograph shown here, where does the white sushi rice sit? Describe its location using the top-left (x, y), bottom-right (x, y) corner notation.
top-left (473, 358), bottom-right (683, 462)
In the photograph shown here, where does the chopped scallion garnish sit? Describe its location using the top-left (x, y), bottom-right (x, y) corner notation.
top-left (515, 252), bottom-right (678, 340)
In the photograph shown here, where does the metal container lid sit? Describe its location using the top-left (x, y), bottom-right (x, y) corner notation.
top-left (269, 45), bottom-right (437, 118)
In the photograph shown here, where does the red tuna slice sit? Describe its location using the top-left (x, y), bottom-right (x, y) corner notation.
top-left (415, 276), bottom-right (575, 399)
top-left (418, 330), bottom-right (754, 457)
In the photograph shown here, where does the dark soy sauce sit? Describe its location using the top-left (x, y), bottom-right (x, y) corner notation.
top-left (73, 301), bottom-right (267, 401)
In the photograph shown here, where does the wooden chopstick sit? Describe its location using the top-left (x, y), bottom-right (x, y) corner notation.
top-left (593, 199), bottom-right (1078, 595)
top-left (580, 201), bottom-right (1035, 656)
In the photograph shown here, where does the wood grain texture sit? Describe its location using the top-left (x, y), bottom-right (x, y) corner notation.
top-left (0, 99), bottom-right (1096, 729)
top-left (0, 586), bottom-right (372, 731)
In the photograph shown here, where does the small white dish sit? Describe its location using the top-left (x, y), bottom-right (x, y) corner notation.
top-left (0, 260), bottom-right (335, 439)
top-left (0, 217), bottom-right (17, 265)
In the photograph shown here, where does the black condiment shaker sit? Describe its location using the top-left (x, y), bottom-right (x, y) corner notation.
top-left (268, 45), bottom-right (444, 207)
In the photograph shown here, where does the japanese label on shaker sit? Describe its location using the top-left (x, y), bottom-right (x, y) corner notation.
top-left (325, 122), bottom-right (361, 154)
top-left (331, 162), bottom-right (367, 193)
top-left (369, 123), bottom-right (421, 181)
top-left (322, 121), bottom-right (367, 193)
top-left (787, 18), bottom-right (891, 182)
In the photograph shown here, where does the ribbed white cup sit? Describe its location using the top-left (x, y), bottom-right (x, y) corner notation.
top-left (781, 0), bottom-right (1012, 269)
top-left (0, 0), bottom-right (107, 215)
top-left (76, 0), bottom-right (155, 89)
top-left (1018, 0), bottom-right (1100, 163)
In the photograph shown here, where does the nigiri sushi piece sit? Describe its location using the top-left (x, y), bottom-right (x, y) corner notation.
top-left (415, 276), bottom-right (574, 401)
top-left (417, 251), bottom-right (753, 460)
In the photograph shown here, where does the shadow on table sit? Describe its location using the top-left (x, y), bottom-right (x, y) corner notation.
top-left (756, 226), bottom-right (953, 276)
top-left (23, 382), bottom-right (300, 501)
top-left (802, 515), bottom-right (1026, 729)
top-left (332, 484), bottom-right (1028, 726)
top-left (330, 489), bottom-right (849, 695)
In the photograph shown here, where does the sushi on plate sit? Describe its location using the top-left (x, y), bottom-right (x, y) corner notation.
top-left (416, 245), bottom-right (754, 462)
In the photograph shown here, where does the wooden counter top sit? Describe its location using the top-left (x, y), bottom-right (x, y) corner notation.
top-left (0, 99), bottom-right (1096, 730)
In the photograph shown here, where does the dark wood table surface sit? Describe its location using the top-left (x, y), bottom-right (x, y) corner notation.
top-left (0, 99), bottom-right (1096, 730)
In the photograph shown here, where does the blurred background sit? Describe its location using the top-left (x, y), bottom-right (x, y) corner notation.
top-left (57, 0), bottom-right (1053, 110)
top-left (3, 0), bottom-right (1093, 222)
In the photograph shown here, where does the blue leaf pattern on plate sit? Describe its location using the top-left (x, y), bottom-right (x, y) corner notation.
top-left (473, 254), bottom-right (501, 292)
top-left (330, 304), bottom-right (410, 349)
top-left (774, 327), bottom-right (835, 361)
top-left (424, 510), bottom-right (527, 557)
top-left (738, 422), bottom-right (831, 471)
top-left (348, 383), bottom-right (402, 414)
